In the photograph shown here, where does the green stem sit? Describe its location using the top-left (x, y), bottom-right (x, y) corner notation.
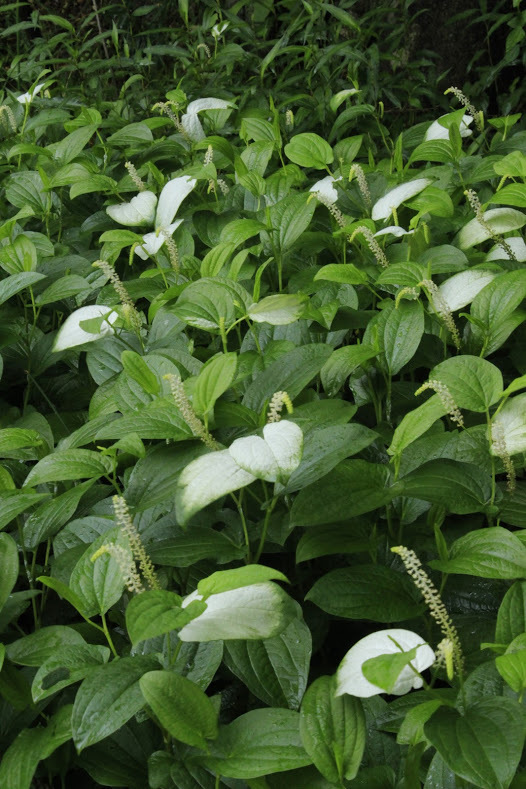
top-left (254, 496), bottom-right (277, 563)
top-left (101, 611), bottom-right (118, 658)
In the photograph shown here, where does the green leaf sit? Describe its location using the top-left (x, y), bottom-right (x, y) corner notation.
top-left (299, 675), bottom-right (365, 784)
top-left (0, 271), bottom-right (46, 305)
top-left (198, 565), bottom-right (289, 597)
top-left (140, 670), bottom-right (218, 749)
top-left (23, 449), bottom-right (113, 487)
top-left (429, 526), bottom-right (526, 579)
top-left (306, 565), bottom-right (421, 622)
top-left (193, 352), bottom-right (237, 416)
top-left (120, 351), bottom-right (160, 395)
top-left (202, 709), bottom-right (312, 778)
top-left (496, 638), bottom-right (526, 694)
top-left (424, 698), bottom-right (525, 789)
top-left (125, 590), bottom-right (205, 645)
top-left (429, 355), bottom-right (503, 412)
top-left (284, 133), bottom-right (333, 169)
top-left (69, 527), bottom-right (131, 617)
top-left (220, 218), bottom-right (266, 245)
top-left (382, 300), bottom-right (424, 375)
top-left (321, 344), bottom-right (378, 396)
top-left (174, 277), bottom-right (251, 331)
top-left (362, 646), bottom-right (419, 693)
top-left (496, 582), bottom-right (526, 644)
top-left (490, 183), bottom-right (526, 208)
top-left (35, 274), bottom-right (91, 305)
top-left (291, 460), bottom-right (399, 527)
top-left (95, 399), bottom-right (193, 441)
top-left (224, 618), bottom-right (311, 710)
top-left (148, 528), bottom-right (245, 567)
top-left (0, 490), bottom-right (50, 531)
top-left (7, 625), bottom-right (85, 666)
top-left (248, 294), bottom-right (307, 325)
top-left (0, 532), bottom-right (18, 610)
top-left (296, 521), bottom-right (373, 563)
top-left (314, 263), bottom-right (368, 285)
top-left (409, 140), bottom-right (455, 164)
top-left (282, 423), bottom-right (377, 493)
top-left (388, 395), bottom-right (448, 457)
top-left (0, 706), bottom-right (73, 789)
top-left (23, 479), bottom-right (94, 549)
top-left (46, 124), bottom-right (98, 165)
top-left (269, 193), bottom-right (317, 251)
top-left (72, 655), bottom-right (158, 752)
top-left (243, 344), bottom-right (332, 412)
top-left (32, 643), bottom-right (110, 702)
top-left (401, 459), bottom-right (492, 514)
top-left (107, 122), bottom-right (154, 146)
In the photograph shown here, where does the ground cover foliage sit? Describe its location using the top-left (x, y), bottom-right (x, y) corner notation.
top-left (0, 1), bottom-right (526, 787)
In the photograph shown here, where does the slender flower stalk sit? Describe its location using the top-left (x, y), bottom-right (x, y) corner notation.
top-left (350, 226), bottom-right (389, 268)
top-left (314, 190), bottom-right (346, 228)
top-left (124, 161), bottom-right (146, 191)
top-left (93, 260), bottom-right (142, 334)
top-left (112, 496), bottom-right (160, 590)
top-left (91, 543), bottom-right (145, 594)
top-left (415, 379), bottom-right (464, 427)
top-left (285, 109), bottom-right (294, 129)
top-left (267, 391), bottom-right (293, 423)
top-left (350, 164), bottom-right (371, 208)
top-left (464, 189), bottom-right (517, 261)
top-left (0, 105), bottom-right (17, 133)
top-left (164, 373), bottom-right (220, 450)
top-left (391, 545), bottom-right (464, 678)
top-left (491, 421), bottom-right (516, 493)
top-left (420, 279), bottom-right (461, 349)
top-left (445, 86), bottom-right (483, 131)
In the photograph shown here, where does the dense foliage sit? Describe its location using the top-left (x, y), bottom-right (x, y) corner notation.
top-left (1, 1), bottom-right (526, 788)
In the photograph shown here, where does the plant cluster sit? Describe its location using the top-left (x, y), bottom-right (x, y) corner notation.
top-left (0, 2), bottom-right (526, 789)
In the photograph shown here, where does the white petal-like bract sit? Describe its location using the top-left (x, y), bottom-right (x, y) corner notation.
top-left (438, 269), bottom-right (497, 312)
top-left (457, 208), bottom-right (526, 249)
top-left (335, 629), bottom-right (436, 698)
top-left (425, 114), bottom-right (473, 141)
top-left (53, 305), bottom-right (118, 351)
top-left (186, 97), bottom-right (234, 114)
top-left (17, 83), bottom-right (45, 105)
top-left (134, 220), bottom-right (184, 260)
top-left (372, 179), bottom-right (432, 221)
top-left (106, 191), bottom-right (157, 227)
top-left (176, 450), bottom-right (256, 525)
top-left (374, 226), bottom-right (414, 238)
top-left (155, 176), bottom-right (196, 231)
top-left (486, 237), bottom-right (526, 262)
top-left (491, 394), bottom-right (526, 456)
top-left (178, 582), bottom-right (295, 641)
top-left (228, 435), bottom-right (280, 482)
top-left (262, 420), bottom-right (303, 481)
top-left (309, 175), bottom-right (342, 205)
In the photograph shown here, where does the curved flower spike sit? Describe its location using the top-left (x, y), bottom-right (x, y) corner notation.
top-left (335, 628), bottom-right (436, 698)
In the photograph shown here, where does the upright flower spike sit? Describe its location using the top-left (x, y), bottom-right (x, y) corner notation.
top-left (391, 545), bottom-right (464, 678)
top-left (92, 261), bottom-right (142, 335)
top-left (350, 226), bottom-right (389, 268)
top-left (267, 391), bottom-right (293, 423)
top-left (336, 629), bottom-right (436, 698)
top-left (464, 189), bottom-right (517, 262)
top-left (112, 496), bottom-right (160, 590)
top-left (0, 105), bottom-right (17, 133)
top-left (164, 373), bottom-right (219, 450)
top-left (419, 279), bottom-right (461, 349)
top-left (491, 421), bottom-right (516, 493)
top-left (91, 544), bottom-right (145, 595)
top-left (415, 380), bottom-right (464, 427)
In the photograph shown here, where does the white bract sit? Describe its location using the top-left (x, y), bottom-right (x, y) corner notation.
top-left (491, 394), bottom-right (526, 456)
top-left (486, 237), bottom-right (526, 262)
top-left (212, 21), bottom-right (229, 38)
top-left (457, 207), bottom-right (526, 249)
top-left (309, 175), bottom-right (342, 204)
top-left (372, 179), bottom-right (432, 221)
top-left (425, 114), bottom-right (473, 141)
top-left (438, 269), bottom-right (497, 312)
top-left (374, 226), bottom-right (414, 238)
top-left (53, 305), bottom-right (118, 352)
top-left (106, 176), bottom-right (196, 259)
top-left (178, 582), bottom-right (293, 641)
top-left (335, 629), bottom-right (436, 698)
top-left (181, 97), bottom-right (234, 142)
top-left (176, 420), bottom-right (303, 523)
top-left (17, 83), bottom-right (45, 105)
